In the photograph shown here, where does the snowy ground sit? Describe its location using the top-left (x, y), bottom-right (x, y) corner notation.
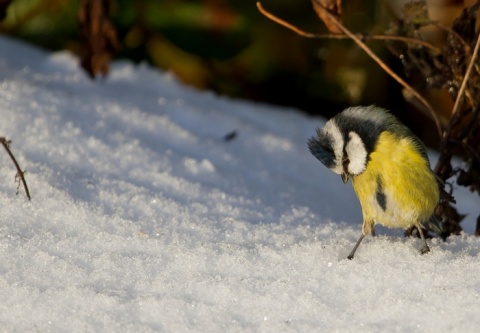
top-left (0, 35), bottom-right (479, 332)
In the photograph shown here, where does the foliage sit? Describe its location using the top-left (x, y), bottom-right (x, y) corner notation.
top-left (0, 0), bottom-right (388, 115)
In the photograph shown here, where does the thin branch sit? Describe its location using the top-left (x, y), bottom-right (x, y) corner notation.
top-left (257, 1), bottom-right (443, 136)
top-left (435, 31), bottom-right (480, 180)
top-left (311, 0), bottom-right (444, 136)
top-left (257, 2), bottom-right (318, 38)
top-left (0, 137), bottom-right (31, 200)
top-left (368, 35), bottom-right (440, 53)
top-left (256, 2), bottom-right (441, 53)
top-left (322, 8), bottom-right (443, 135)
top-left (450, 31), bottom-right (480, 119)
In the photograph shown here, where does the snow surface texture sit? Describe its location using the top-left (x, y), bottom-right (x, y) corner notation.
top-left (0, 36), bottom-right (479, 332)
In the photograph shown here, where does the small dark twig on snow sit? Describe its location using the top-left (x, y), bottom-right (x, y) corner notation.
top-left (0, 137), bottom-right (31, 200)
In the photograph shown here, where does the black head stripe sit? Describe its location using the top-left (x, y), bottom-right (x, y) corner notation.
top-left (331, 106), bottom-right (398, 157)
top-left (334, 116), bottom-right (385, 155)
top-left (308, 133), bottom-right (336, 169)
top-left (375, 176), bottom-right (387, 211)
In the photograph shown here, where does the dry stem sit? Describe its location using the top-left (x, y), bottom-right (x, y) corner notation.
top-left (434, 31), bottom-right (480, 178)
top-left (256, 2), bottom-right (441, 53)
top-left (257, 1), bottom-right (444, 137)
top-left (0, 137), bottom-right (31, 200)
top-left (450, 31), bottom-right (480, 119)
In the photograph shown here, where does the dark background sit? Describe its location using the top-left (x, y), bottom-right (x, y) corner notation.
top-left (0, 0), bottom-right (461, 146)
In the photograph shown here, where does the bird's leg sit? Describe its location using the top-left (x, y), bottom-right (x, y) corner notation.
top-left (347, 234), bottom-right (365, 260)
top-left (348, 220), bottom-right (373, 259)
top-left (416, 224), bottom-right (430, 255)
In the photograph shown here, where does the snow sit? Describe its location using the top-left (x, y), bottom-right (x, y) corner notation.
top-left (0, 35), bottom-right (479, 332)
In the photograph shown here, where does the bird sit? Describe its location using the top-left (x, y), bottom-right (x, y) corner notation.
top-left (308, 105), bottom-right (445, 259)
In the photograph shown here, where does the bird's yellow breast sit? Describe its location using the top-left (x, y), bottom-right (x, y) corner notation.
top-left (351, 131), bottom-right (439, 230)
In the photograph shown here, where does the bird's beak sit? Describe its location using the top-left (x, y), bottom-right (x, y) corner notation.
top-left (341, 157), bottom-right (350, 184)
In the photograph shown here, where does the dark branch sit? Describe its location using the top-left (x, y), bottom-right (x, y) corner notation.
top-left (0, 137), bottom-right (31, 200)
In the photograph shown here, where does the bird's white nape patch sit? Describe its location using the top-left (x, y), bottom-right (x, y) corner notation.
top-left (345, 131), bottom-right (367, 175)
top-left (323, 120), bottom-right (344, 174)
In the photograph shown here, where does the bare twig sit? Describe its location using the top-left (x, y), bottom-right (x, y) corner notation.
top-left (433, 31), bottom-right (480, 181)
top-left (310, 0), bottom-right (443, 136)
top-left (0, 137), bottom-right (31, 200)
top-left (257, 1), bottom-right (444, 136)
top-left (367, 35), bottom-right (440, 53)
top-left (450, 31), bottom-right (480, 119)
top-left (256, 3), bottom-right (318, 38)
top-left (435, 29), bottom-right (480, 179)
top-left (256, 2), bottom-right (441, 53)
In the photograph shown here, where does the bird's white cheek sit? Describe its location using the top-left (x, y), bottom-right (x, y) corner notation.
top-left (323, 121), bottom-right (344, 174)
top-left (346, 132), bottom-right (367, 175)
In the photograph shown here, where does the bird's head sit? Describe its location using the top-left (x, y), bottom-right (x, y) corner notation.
top-left (308, 106), bottom-right (389, 183)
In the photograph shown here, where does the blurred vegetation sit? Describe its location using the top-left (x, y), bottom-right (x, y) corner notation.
top-left (0, 0), bottom-right (408, 120)
top-left (0, 1), bottom-right (477, 142)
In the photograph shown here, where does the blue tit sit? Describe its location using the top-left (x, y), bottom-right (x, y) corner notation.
top-left (308, 105), bottom-right (441, 259)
